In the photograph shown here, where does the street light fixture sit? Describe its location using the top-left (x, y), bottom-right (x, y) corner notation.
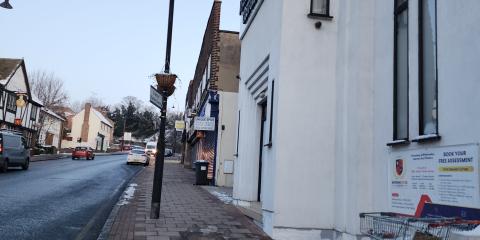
top-left (0, 0), bottom-right (13, 9)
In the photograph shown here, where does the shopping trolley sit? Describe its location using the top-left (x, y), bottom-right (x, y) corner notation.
top-left (359, 212), bottom-right (480, 240)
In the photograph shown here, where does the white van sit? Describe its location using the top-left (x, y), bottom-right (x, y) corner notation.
top-left (145, 141), bottom-right (157, 156)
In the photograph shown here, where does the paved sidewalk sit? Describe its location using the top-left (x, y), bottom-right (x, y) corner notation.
top-left (105, 162), bottom-right (271, 240)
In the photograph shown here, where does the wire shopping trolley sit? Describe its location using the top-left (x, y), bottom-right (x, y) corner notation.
top-left (359, 212), bottom-right (480, 240)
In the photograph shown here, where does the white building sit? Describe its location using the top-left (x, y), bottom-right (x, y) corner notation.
top-left (62, 103), bottom-right (114, 151)
top-left (38, 108), bottom-right (65, 150)
top-left (0, 58), bottom-right (43, 146)
top-left (234, 0), bottom-right (480, 239)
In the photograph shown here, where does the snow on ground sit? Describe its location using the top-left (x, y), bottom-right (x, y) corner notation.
top-left (117, 183), bottom-right (138, 206)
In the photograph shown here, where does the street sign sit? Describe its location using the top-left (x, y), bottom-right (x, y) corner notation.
top-left (150, 86), bottom-right (164, 109)
top-left (194, 117), bottom-right (216, 131)
top-left (175, 121), bottom-right (185, 131)
top-left (123, 132), bottom-right (132, 141)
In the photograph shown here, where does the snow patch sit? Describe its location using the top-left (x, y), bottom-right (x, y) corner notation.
top-left (210, 190), bottom-right (233, 204)
top-left (117, 183), bottom-right (138, 206)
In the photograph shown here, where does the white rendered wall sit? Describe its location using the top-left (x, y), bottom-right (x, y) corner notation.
top-left (270, 0), bottom-right (338, 232)
top-left (215, 91), bottom-right (238, 187)
top-left (333, 0), bottom-right (376, 235)
top-left (234, 0), bottom-right (284, 209)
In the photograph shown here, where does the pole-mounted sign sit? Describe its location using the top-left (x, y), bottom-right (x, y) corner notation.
top-left (150, 86), bottom-right (164, 109)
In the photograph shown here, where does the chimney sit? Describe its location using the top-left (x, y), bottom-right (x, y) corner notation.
top-left (80, 103), bottom-right (91, 143)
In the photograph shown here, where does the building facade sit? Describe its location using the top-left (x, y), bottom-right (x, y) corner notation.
top-left (234, 0), bottom-right (480, 239)
top-left (62, 103), bottom-right (114, 151)
top-left (38, 108), bottom-right (65, 150)
top-left (0, 58), bottom-right (43, 146)
top-left (183, 0), bottom-right (241, 187)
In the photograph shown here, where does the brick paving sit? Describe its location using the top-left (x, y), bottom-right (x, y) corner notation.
top-left (106, 161), bottom-right (271, 240)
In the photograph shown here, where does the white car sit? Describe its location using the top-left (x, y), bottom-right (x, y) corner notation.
top-left (126, 149), bottom-right (149, 166)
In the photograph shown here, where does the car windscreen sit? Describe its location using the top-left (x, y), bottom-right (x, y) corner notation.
top-left (146, 145), bottom-right (156, 149)
top-left (75, 147), bottom-right (87, 151)
top-left (131, 149), bottom-right (145, 154)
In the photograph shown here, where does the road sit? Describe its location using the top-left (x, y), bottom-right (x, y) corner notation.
top-left (0, 154), bottom-right (143, 240)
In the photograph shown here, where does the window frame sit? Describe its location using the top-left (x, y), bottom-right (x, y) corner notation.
top-left (30, 105), bottom-right (38, 121)
top-left (416, 0), bottom-right (440, 141)
top-left (6, 92), bottom-right (17, 113)
top-left (390, 0), bottom-right (410, 145)
top-left (308, 0), bottom-right (333, 19)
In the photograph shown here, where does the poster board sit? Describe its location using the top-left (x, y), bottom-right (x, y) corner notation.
top-left (389, 144), bottom-right (480, 215)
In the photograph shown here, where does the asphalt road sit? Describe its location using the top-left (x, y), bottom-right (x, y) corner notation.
top-left (0, 154), bottom-right (143, 240)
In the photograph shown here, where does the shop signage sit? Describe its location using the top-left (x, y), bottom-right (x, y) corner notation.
top-left (389, 144), bottom-right (480, 215)
top-left (194, 117), bottom-right (215, 131)
top-left (150, 86), bottom-right (164, 109)
top-left (175, 121), bottom-right (185, 131)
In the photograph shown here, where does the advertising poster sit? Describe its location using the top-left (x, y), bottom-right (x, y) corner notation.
top-left (389, 144), bottom-right (480, 215)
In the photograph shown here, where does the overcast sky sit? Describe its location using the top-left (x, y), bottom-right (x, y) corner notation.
top-left (0, 0), bottom-right (240, 111)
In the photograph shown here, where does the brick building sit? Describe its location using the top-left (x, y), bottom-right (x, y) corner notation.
top-left (183, 0), bottom-right (241, 187)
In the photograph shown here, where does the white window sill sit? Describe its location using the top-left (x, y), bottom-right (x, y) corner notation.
top-left (412, 134), bottom-right (441, 143)
top-left (387, 139), bottom-right (410, 147)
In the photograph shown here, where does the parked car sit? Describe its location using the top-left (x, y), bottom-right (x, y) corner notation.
top-left (0, 131), bottom-right (30, 172)
top-left (145, 142), bottom-right (157, 156)
top-left (164, 148), bottom-right (173, 157)
top-left (126, 149), bottom-right (149, 166)
top-left (72, 146), bottom-right (95, 160)
top-left (122, 145), bottom-right (132, 151)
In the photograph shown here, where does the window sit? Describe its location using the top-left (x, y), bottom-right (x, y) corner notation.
top-left (265, 80), bottom-right (274, 147)
top-left (30, 106), bottom-right (38, 120)
top-left (393, 0), bottom-right (409, 141)
top-left (310, 0), bottom-right (332, 17)
top-left (240, 0), bottom-right (258, 24)
top-left (419, 0), bottom-right (438, 136)
top-left (6, 93), bottom-right (16, 112)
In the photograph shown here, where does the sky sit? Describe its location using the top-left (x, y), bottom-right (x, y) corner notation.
top-left (0, 0), bottom-right (240, 111)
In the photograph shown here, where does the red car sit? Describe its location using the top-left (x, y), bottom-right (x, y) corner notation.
top-left (72, 146), bottom-right (95, 160)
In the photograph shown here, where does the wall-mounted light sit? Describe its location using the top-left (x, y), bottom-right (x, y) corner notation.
top-left (0, 0), bottom-right (13, 9)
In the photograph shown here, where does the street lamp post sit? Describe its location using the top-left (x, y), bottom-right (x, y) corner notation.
top-left (150, 0), bottom-right (176, 220)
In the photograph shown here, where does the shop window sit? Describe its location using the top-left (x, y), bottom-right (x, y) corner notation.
top-left (418, 0), bottom-right (438, 136)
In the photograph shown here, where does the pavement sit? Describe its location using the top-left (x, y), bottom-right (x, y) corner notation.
top-left (104, 161), bottom-right (271, 240)
top-left (0, 154), bottom-right (142, 240)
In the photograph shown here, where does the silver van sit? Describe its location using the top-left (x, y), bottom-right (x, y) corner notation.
top-left (0, 131), bottom-right (30, 172)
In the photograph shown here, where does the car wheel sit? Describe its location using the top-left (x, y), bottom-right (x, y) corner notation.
top-left (1, 159), bottom-right (8, 173)
top-left (72, 157), bottom-right (76, 160)
top-left (22, 158), bottom-right (29, 170)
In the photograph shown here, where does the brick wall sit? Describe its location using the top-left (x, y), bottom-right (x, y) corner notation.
top-left (191, 0), bottom-right (221, 97)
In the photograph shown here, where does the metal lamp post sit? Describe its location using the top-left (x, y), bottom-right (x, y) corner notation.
top-left (150, 0), bottom-right (176, 220)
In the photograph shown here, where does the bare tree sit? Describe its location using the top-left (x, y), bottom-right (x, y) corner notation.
top-left (29, 70), bottom-right (69, 109)
top-left (29, 70), bottom-right (69, 148)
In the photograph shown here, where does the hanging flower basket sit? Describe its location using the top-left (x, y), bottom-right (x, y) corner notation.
top-left (155, 73), bottom-right (177, 88)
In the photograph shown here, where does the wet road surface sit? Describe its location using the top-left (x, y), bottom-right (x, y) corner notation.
top-left (0, 154), bottom-right (143, 240)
